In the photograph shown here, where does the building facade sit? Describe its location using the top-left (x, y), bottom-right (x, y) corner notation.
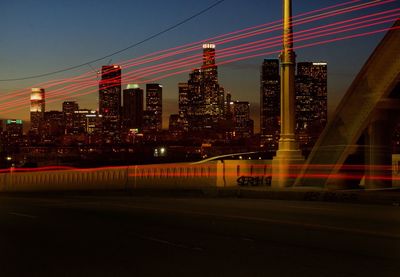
top-left (99, 65), bottom-right (122, 140)
top-left (63, 101), bottom-right (79, 135)
top-left (296, 62), bottom-right (328, 155)
top-left (260, 59), bottom-right (280, 151)
top-left (144, 83), bottom-right (163, 133)
top-left (123, 84), bottom-right (144, 131)
top-left (232, 101), bottom-right (254, 139)
top-left (30, 88), bottom-right (45, 135)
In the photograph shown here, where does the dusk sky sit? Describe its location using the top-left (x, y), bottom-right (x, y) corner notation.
top-left (0, 0), bottom-right (399, 130)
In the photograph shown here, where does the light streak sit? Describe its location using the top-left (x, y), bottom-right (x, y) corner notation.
top-left (0, 0), bottom-right (397, 112)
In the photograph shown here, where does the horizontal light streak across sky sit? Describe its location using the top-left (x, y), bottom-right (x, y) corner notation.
top-left (0, 0), bottom-right (397, 115)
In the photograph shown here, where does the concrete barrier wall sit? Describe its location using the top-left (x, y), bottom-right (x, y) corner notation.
top-left (2, 156), bottom-right (399, 192)
top-left (393, 154), bottom-right (400, 187)
top-left (127, 162), bottom-right (218, 189)
top-left (4, 167), bottom-right (129, 192)
top-left (217, 160), bottom-right (272, 187)
top-left (0, 160), bottom-right (272, 193)
top-left (0, 162), bottom-right (221, 192)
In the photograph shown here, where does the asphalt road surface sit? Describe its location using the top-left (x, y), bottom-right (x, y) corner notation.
top-left (0, 195), bottom-right (399, 277)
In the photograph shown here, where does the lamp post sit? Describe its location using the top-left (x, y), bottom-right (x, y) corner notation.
top-left (272, 0), bottom-right (304, 187)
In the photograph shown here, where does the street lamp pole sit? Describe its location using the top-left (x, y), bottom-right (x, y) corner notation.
top-left (272, 0), bottom-right (304, 187)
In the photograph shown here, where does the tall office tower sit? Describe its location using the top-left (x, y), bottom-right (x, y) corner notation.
top-left (144, 83), bottom-right (163, 133)
top-left (260, 59), bottom-right (281, 151)
top-left (43, 111), bottom-right (64, 142)
top-left (233, 101), bottom-right (254, 138)
top-left (183, 43), bottom-right (225, 135)
top-left (122, 84), bottom-right (144, 131)
top-left (201, 43), bottom-right (224, 121)
top-left (178, 83), bottom-right (189, 118)
top-left (30, 88), bottom-right (45, 135)
top-left (187, 69), bottom-right (204, 132)
top-left (295, 62), bottom-right (327, 154)
top-left (62, 101), bottom-right (79, 134)
top-left (5, 119), bottom-right (23, 146)
top-left (99, 65), bottom-right (122, 138)
top-left (177, 83), bottom-right (189, 133)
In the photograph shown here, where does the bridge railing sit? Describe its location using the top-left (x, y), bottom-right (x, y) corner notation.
top-left (0, 160), bottom-right (273, 192)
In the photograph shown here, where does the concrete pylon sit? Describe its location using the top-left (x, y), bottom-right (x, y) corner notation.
top-left (272, 0), bottom-right (304, 187)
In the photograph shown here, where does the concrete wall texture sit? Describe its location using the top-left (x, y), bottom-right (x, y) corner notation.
top-left (0, 160), bottom-right (273, 192)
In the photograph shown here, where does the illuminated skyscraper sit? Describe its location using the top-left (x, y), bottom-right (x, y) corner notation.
top-left (178, 83), bottom-right (189, 118)
top-left (295, 62), bottom-right (328, 155)
top-left (123, 84), bottom-right (144, 131)
top-left (99, 65), bottom-right (122, 138)
top-left (30, 88), bottom-right (45, 135)
top-left (144, 83), bottom-right (163, 133)
top-left (201, 43), bottom-right (224, 121)
top-left (63, 101), bottom-right (79, 134)
top-left (177, 83), bottom-right (189, 133)
top-left (260, 59), bottom-right (280, 151)
top-left (184, 43), bottom-right (225, 135)
top-left (232, 101), bottom-right (254, 138)
top-left (187, 69), bottom-right (204, 132)
top-left (5, 119), bottom-right (23, 146)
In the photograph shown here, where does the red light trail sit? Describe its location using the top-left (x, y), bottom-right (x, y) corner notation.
top-left (1, 163), bottom-right (398, 184)
top-left (0, 0), bottom-right (397, 114)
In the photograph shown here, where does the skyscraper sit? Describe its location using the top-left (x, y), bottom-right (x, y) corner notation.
top-left (233, 101), bottom-right (254, 138)
top-left (177, 83), bottom-right (189, 133)
top-left (144, 83), bottom-right (163, 133)
top-left (183, 43), bottom-right (225, 135)
top-left (296, 62), bottom-right (328, 154)
top-left (187, 69), bottom-right (204, 132)
top-left (260, 60), bottom-right (327, 155)
top-left (260, 59), bottom-right (280, 151)
top-left (178, 83), bottom-right (189, 118)
top-left (99, 65), bottom-right (122, 138)
top-left (63, 101), bottom-right (79, 134)
top-left (5, 119), bottom-right (23, 146)
top-left (201, 43), bottom-right (224, 121)
top-left (30, 88), bottom-right (45, 135)
top-left (123, 84), bottom-right (144, 131)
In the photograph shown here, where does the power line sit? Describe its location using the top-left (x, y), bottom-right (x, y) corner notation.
top-left (0, 0), bottom-right (226, 82)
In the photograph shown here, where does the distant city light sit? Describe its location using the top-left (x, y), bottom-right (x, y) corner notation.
top-left (6, 119), bottom-right (22, 124)
top-left (313, 62), bottom-right (328, 66)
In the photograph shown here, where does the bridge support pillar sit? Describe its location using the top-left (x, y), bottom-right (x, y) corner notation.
top-left (364, 111), bottom-right (394, 189)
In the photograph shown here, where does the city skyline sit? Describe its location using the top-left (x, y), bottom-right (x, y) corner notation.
top-left (0, 0), bottom-right (398, 131)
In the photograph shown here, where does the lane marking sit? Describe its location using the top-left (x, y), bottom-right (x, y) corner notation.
top-left (115, 204), bottom-right (400, 240)
top-left (8, 212), bottom-right (37, 219)
top-left (135, 234), bottom-right (203, 251)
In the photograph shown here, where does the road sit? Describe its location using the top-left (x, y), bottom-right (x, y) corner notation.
top-left (0, 195), bottom-right (399, 277)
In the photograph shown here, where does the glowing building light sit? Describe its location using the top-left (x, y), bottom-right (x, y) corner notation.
top-left (202, 43), bottom-right (216, 49)
top-left (127, 84), bottom-right (140, 89)
top-left (30, 93), bottom-right (43, 100)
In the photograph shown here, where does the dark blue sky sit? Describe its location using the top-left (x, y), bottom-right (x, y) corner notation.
top-left (0, 0), bottom-right (399, 129)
